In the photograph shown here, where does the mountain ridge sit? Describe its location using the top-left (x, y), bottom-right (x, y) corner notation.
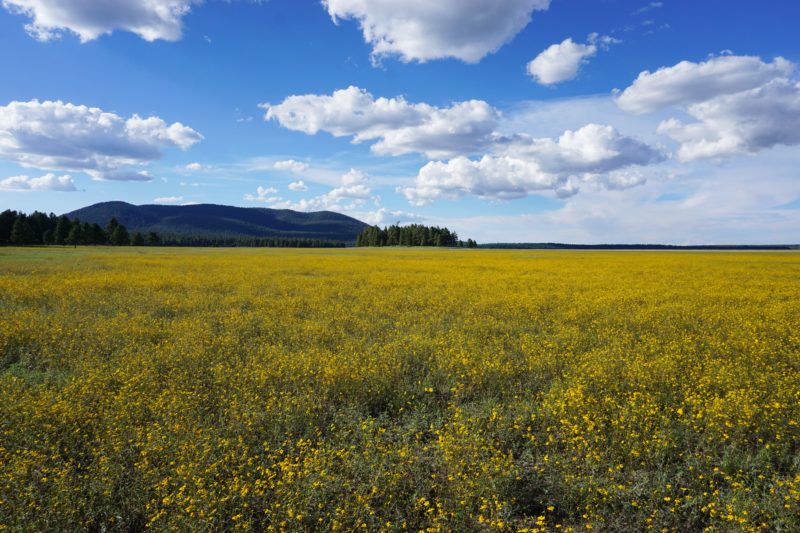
top-left (66, 201), bottom-right (369, 242)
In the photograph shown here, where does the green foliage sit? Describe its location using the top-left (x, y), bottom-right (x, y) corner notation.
top-left (356, 224), bottom-right (465, 247)
top-left (9, 218), bottom-right (36, 245)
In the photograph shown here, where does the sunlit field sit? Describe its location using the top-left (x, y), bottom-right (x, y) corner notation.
top-left (1, 247), bottom-right (798, 531)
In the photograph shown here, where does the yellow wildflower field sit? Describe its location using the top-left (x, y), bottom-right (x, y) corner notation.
top-left (1, 247), bottom-right (798, 531)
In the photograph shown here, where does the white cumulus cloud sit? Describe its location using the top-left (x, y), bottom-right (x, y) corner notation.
top-left (657, 78), bottom-right (800, 161)
top-left (616, 55), bottom-right (794, 113)
top-left (527, 38), bottom-right (597, 85)
top-left (2, 0), bottom-right (198, 42)
top-left (0, 99), bottom-right (202, 181)
top-left (288, 180), bottom-right (309, 192)
top-left (153, 195), bottom-right (184, 204)
top-left (0, 173), bottom-right (76, 191)
top-left (527, 34), bottom-right (619, 85)
top-left (273, 159), bottom-right (309, 173)
top-left (401, 124), bottom-right (664, 205)
top-left (618, 55), bottom-right (800, 160)
top-left (261, 86), bottom-right (499, 158)
top-left (358, 208), bottom-right (422, 226)
top-left (244, 185), bottom-right (280, 202)
top-left (185, 162), bottom-right (203, 171)
top-left (323, 0), bottom-right (551, 63)
top-left (271, 169), bottom-right (374, 212)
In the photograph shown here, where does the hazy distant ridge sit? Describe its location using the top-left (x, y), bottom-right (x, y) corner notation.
top-left (66, 201), bottom-right (369, 242)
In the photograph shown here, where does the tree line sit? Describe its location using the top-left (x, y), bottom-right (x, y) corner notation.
top-left (157, 235), bottom-right (345, 248)
top-left (0, 210), bottom-right (158, 246)
top-left (356, 224), bottom-right (477, 248)
top-left (0, 209), bottom-right (346, 248)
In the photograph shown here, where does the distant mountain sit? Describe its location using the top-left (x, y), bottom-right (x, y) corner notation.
top-left (66, 202), bottom-right (369, 242)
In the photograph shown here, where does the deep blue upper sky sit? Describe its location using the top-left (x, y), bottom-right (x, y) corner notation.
top-left (1, 0), bottom-right (799, 243)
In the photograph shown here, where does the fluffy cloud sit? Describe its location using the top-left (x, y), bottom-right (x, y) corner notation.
top-left (527, 34), bottom-right (619, 85)
top-left (244, 185), bottom-right (280, 203)
top-left (185, 162), bottom-right (203, 171)
top-left (0, 100), bottom-right (202, 181)
top-left (358, 207), bottom-right (422, 226)
top-left (616, 55), bottom-right (794, 113)
top-left (2, 0), bottom-right (197, 42)
top-left (401, 155), bottom-right (569, 205)
top-left (496, 123), bottom-right (663, 173)
top-left (273, 159), bottom-right (309, 173)
top-left (0, 173), bottom-right (76, 191)
top-left (618, 55), bottom-right (800, 160)
top-left (327, 168), bottom-right (371, 199)
top-left (441, 147), bottom-right (800, 244)
top-left (153, 195), bottom-right (184, 204)
top-left (270, 169), bottom-right (374, 212)
top-left (261, 86), bottom-right (499, 158)
top-left (527, 38), bottom-right (597, 85)
top-left (323, 0), bottom-right (551, 63)
top-left (657, 79), bottom-right (800, 161)
top-left (288, 180), bottom-right (309, 192)
top-left (401, 124), bottom-right (663, 205)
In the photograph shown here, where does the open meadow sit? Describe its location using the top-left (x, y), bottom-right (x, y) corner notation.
top-left (1, 247), bottom-right (799, 531)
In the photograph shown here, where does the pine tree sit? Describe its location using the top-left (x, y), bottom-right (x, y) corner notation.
top-left (54, 216), bottom-right (71, 245)
top-left (110, 224), bottom-right (131, 246)
top-left (10, 218), bottom-right (36, 245)
top-left (65, 223), bottom-right (83, 247)
top-left (146, 232), bottom-right (162, 246)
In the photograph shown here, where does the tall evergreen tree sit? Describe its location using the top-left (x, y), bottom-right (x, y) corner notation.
top-left (0, 210), bottom-right (17, 245)
top-left (54, 216), bottom-right (71, 245)
top-left (145, 232), bottom-right (162, 246)
top-left (65, 221), bottom-right (83, 247)
top-left (10, 218), bottom-right (36, 245)
top-left (106, 217), bottom-right (120, 237)
top-left (110, 224), bottom-right (131, 246)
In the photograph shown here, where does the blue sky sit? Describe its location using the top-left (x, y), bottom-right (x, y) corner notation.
top-left (0, 0), bottom-right (799, 243)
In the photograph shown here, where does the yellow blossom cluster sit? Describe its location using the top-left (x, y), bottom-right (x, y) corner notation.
top-left (1, 247), bottom-right (798, 531)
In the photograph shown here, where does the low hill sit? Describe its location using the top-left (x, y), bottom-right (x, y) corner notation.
top-left (66, 202), bottom-right (369, 243)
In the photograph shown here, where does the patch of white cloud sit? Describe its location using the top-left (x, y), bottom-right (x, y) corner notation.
top-left (401, 124), bottom-right (664, 205)
top-left (438, 146), bottom-right (800, 244)
top-left (288, 180), bottom-right (309, 192)
top-left (358, 207), bottom-right (422, 226)
top-left (2, 0), bottom-right (197, 42)
top-left (273, 159), bottom-right (309, 173)
top-left (618, 55), bottom-right (800, 160)
top-left (153, 195), bottom-right (184, 204)
top-left (632, 2), bottom-right (663, 15)
top-left (657, 78), bottom-right (800, 161)
top-left (185, 162), bottom-right (203, 171)
top-left (322, 0), bottom-right (551, 63)
top-left (0, 172), bottom-right (76, 191)
top-left (527, 39), bottom-right (595, 85)
top-left (527, 34), bottom-right (620, 86)
top-left (261, 86), bottom-right (500, 158)
top-left (616, 55), bottom-right (794, 113)
top-left (270, 169), bottom-right (374, 212)
top-left (244, 185), bottom-right (280, 202)
top-left (0, 99), bottom-right (202, 181)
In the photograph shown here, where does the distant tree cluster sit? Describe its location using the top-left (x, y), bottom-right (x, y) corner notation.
top-left (0, 210), bottom-right (158, 247)
top-left (0, 209), bottom-right (346, 248)
top-left (356, 224), bottom-right (477, 248)
top-left (159, 235), bottom-right (345, 248)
